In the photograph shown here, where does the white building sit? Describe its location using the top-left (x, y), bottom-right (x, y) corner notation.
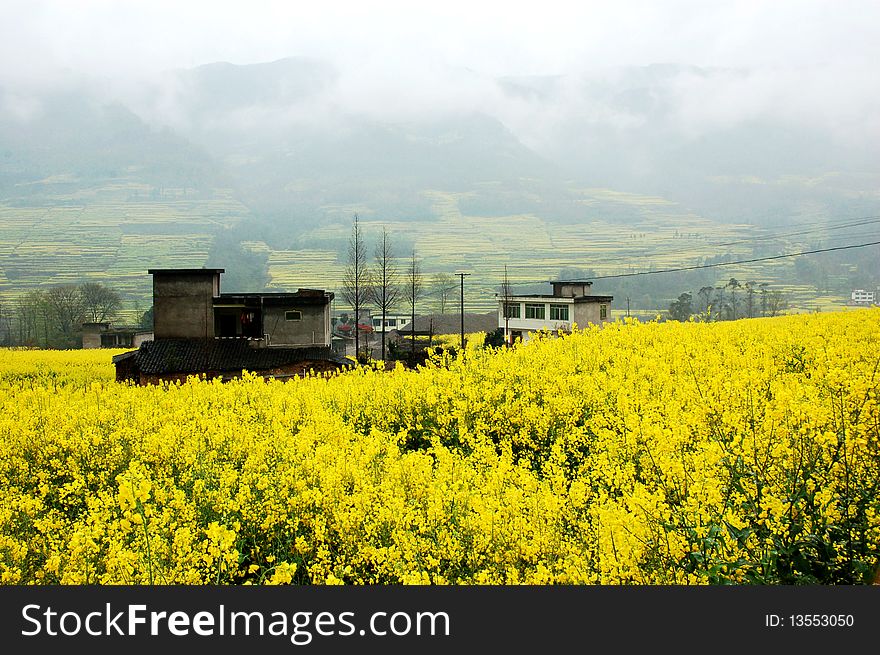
top-left (371, 314), bottom-right (411, 333)
top-left (851, 289), bottom-right (876, 304)
top-left (498, 281), bottom-right (613, 343)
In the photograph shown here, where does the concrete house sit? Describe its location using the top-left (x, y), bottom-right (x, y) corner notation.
top-left (82, 322), bottom-right (153, 349)
top-left (851, 289), bottom-right (876, 304)
top-left (113, 268), bottom-right (351, 384)
top-left (370, 314), bottom-right (411, 334)
top-left (498, 280), bottom-right (613, 343)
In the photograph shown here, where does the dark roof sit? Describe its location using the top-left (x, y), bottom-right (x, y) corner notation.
top-left (218, 291), bottom-right (333, 306)
top-left (573, 295), bottom-right (613, 303)
top-left (148, 268), bottom-right (224, 275)
top-left (401, 312), bottom-right (498, 334)
top-left (507, 294), bottom-right (613, 302)
top-left (92, 325), bottom-right (151, 333)
top-left (115, 339), bottom-right (351, 375)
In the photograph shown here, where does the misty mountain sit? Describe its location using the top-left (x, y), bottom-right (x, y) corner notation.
top-left (175, 57), bottom-right (337, 118)
top-left (0, 88), bottom-right (222, 199)
top-left (147, 58), bottom-right (559, 222)
top-left (495, 64), bottom-right (880, 223)
top-left (1, 58), bottom-right (877, 229)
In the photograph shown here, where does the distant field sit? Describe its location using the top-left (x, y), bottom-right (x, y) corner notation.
top-left (268, 189), bottom-right (855, 314)
top-left (0, 181), bottom-right (251, 323)
top-left (0, 184), bottom-right (859, 321)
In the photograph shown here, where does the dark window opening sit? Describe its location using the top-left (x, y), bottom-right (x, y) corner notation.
top-left (215, 308), bottom-right (262, 338)
top-left (550, 304), bottom-right (569, 321)
top-left (504, 303), bottom-right (521, 319)
top-left (525, 304), bottom-right (545, 320)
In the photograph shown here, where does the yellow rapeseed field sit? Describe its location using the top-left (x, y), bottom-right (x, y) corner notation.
top-left (1, 310), bottom-right (878, 585)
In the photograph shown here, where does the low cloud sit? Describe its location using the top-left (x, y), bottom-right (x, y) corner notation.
top-left (1, 1), bottom-right (877, 159)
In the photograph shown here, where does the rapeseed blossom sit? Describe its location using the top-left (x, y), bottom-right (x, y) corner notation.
top-left (0, 310), bottom-right (878, 584)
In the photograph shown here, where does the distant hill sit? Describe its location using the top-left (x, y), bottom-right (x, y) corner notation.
top-left (495, 64), bottom-right (880, 223)
top-left (0, 89), bottom-right (222, 199)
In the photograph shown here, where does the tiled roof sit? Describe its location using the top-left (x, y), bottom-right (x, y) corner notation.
top-left (121, 339), bottom-right (351, 375)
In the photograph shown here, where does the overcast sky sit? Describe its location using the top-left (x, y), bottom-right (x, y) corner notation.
top-left (2, 0), bottom-right (877, 79)
top-left (1, 0), bottom-right (878, 146)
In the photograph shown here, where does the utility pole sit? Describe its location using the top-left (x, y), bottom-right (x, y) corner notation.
top-left (626, 297), bottom-right (630, 318)
top-left (456, 272), bottom-right (470, 352)
top-left (501, 265), bottom-right (512, 344)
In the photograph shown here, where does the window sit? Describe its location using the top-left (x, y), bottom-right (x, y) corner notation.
top-left (550, 304), bottom-right (569, 321)
top-left (285, 310), bottom-right (302, 321)
top-left (600, 304), bottom-right (608, 320)
top-left (525, 304), bottom-right (545, 320)
top-left (385, 319), bottom-right (396, 327)
top-left (504, 303), bottom-right (521, 319)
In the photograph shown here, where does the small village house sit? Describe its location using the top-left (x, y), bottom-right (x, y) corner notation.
top-left (113, 268), bottom-right (350, 384)
top-left (82, 322), bottom-right (153, 349)
top-left (851, 289), bottom-right (876, 304)
top-left (498, 280), bottom-right (613, 343)
top-left (371, 314), bottom-right (411, 334)
top-left (330, 311), bottom-right (374, 358)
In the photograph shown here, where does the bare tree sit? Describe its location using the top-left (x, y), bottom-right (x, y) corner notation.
top-left (80, 282), bottom-right (122, 323)
top-left (697, 286), bottom-right (714, 319)
top-left (0, 298), bottom-right (9, 345)
top-left (726, 278), bottom-right (741, 320)
top-left (45, 284), bottom-right (86, 347)
top-left (16, 290), bottom-right (45, 346)
top-left (745, 280), bottom-right (757, 318)
top-left (759, 282), bottom-right (769, 317)
top-left (341, 213), bottom-right (369, 361)
top-left (767, 290), bottom-right (789, 317)
top-left (403, 249), bottom-right (424, 356)
top-left (714, 287), bottom-right (725, 321)
top-left (369, 227), bottom-right (400, 360)
top-left (431, 272), bottom-right (456, 313)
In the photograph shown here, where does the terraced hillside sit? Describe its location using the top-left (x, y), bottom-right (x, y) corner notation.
top-left (0, 180), bottom-right (871, 325)
top-left (261, 189), bottom-right (862, 315)
top-left (0, 181), bottom-right (252, 322)
top-left (1, 59), bottom-right (876, 328)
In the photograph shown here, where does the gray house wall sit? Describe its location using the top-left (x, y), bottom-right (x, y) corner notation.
top-left (82, 322), bottom-right (109, 349)
top-left (152, 270), bottom-right (221, 339)
top-left (147, 269), bottom-right (332, 348)
top-left (263, 304), bottom-right (330, 346)
top-left (573, 301), bottom-right (610, 327)
top-left (82, 322), bottom-right (153, 349)
top-left (552, 282), bottom-right (592, 298)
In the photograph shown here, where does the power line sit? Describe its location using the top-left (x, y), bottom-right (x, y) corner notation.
top-left (617, 215), bottom-right (880, 261)
top-left (501, 237), bottom-right (880, 289)
top-left (587, 240), bottom-right (880, 281)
